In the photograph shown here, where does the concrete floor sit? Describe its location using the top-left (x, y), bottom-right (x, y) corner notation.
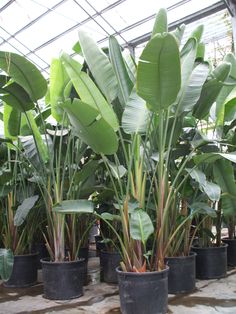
top-left (1, 257), bottom-right (236, 314)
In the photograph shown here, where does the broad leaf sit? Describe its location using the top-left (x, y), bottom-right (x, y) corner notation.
top-left (19, 133), bottom-right (52, 168)
top-left (130, 209), bottom-right (154, 245)
top-left (180, 38), bottom-right (197, 87)
top-left (151, 8), bottom-right (167, 36)
top-left (109, 36), bottom-right (133, 106)
top-left (0, 249), bottom-right (13, 281)
top-left (137, 33), bottom-right (181, 111)
top-left (0, 51), bottom-right (47, 101)
top-left (190, 25), bottom-right (204, 43)
top-left (178, 62), bottom-right (209, 115)
top-left (3, 103), bottom-right (21, 137)
top-left (203, 181), bottom-right (221, 202)
top-left (213, 159), bottom-right (236, 216)
top-left (14, 195), bottom-right (39, 226)
top-left (122, 89), bottom-right (150, 134)
top-left (50, 58), bottom-right (70, 122)
top-left (106, 159), bottom-right (127, 179)
top-left (193, 62), bottom-right (231, 119)
top-left (53, 199), bottom-right (94, 214)
top-left (74, 160), bottom-right (99, 185)
top-left (61, 53), bottom-right (119, 131)
top-left (62, 98), bottom-right (118, 155)
top-left (25, 111), bottom-right (50, 163)
top-left (172, 24), bottom-right (185, 45)
top-left (101, 212), bottom-right (121, 221)
top-left (186, 168), bottom-right (206, 187)
top-left (0, 82), bottom-right (35, 112)
top-left (78, 31), bottom-right (118, 103)
top-left (190, 202), bottom-right (217, 218)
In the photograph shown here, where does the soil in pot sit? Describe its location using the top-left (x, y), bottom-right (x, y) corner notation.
top-left (41, 258), bottom-right (85, 300)
top-left (164, 252), bottom-right (196, 294)
top-left (192, 244), bottom-right (228, 279)
top-left (4, 253), bottom-right (38, 288)
top-left (222, 238), bottom-right (236, 266)
top-left (100, 250), bottom-right (121, 283)
top-left (116, 266), bottom-right (169, 314)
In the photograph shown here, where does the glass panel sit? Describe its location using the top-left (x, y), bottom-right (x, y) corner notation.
top-left (27, 53), bottom-right (50, 69)
top-left (5, 38), bottom-right (31, 55)
top-left (93, 15), bottom-right (116, 35)
top-left (102, 0), bottom-right (178, 30)
top-left (0, 0), bottom-right (47, 34)
top-left (72, 0), bottom-right (96, 15)
top-left (52, 0), bottom-right (89, 24)
top-left (15, 10), bottom-right (76, 51)
top-left (89, 0), bottom-right (120, 12)
top-left (35, 29), bottom-right (81, 64)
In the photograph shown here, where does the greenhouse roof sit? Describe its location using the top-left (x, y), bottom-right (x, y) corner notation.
top-left (0, 0), bottom-right (234, 77)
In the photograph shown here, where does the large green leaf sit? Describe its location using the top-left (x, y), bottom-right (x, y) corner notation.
top-left (216, 54), bottom-right (236, 127)
top-left (190, 202), bottom-right (216, 218)
top-left (178, 62), bottom-right (209, 114)
top-left (180, 38), bottom-right (197, 87)
top-left (0, 82), bottom-right (35, 112)
top-left (194, 152), bottom-right (236, 164)
top-left (213, 159), bottom-right (236, 216)
top-left (19, 134), bottom-right (52, 168)
top-left (62, 98), bottom-right (118, 155)
top-left (137, 33), bottom-right (181, 111)
top-left (74, 160), bottom-right (99, 185)
top-left (53, 199), bottom-right (94, 214)
top-left (151, 8), bottom-right (167, 37)
top-left (172, 24), bottom-right (185, 45)
top-left (190, 25), bottom-right (204, 43)
top-left (0, 249), bottom-right (13, 281)
top-left (61, 53), bottom-right (119, 131)
top-left (25, 111), bottom-right (50, 163)
top-left (130, 209), bottom-right (154, 245)
top-left (193, 62), bottom-right (231, 119)
top-left (14, 195), bottom-right (39, 226)
top-left (109, 36), bottom-right (133, 106)
top-left (3, 103), bottom-right (21, 137)
top-left (78, 31), bottom-right (118, 103)
top-left (50, 58), bottom-right (70, 122)
top-left (0, 51), bottom-right (47, 101)
top-left (122, 88), bottom-right (150, 134)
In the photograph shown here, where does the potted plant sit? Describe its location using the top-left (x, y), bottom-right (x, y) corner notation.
top-left (56, 7), bottom-right (236, 310)
top-left (0, 152), bottom-right (40, 287)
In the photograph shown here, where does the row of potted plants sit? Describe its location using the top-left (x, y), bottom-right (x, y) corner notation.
top-left (0, 7), bottom-right (236, 314)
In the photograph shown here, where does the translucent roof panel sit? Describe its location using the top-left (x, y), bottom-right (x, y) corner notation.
top-left (0, 0), bottom-right (232, 78)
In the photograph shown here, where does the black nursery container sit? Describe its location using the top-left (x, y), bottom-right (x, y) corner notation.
top-left (100, 250), bottom-right (121, 283)
top-left (165, 252), bottom-right (196, 294)
top-left (116, 267), bottom-right (169, 314)
top-left (78, 247), bottom-right (89, 285)
top-left (41, 258), bottom-right (85, 300)
top-left (192, 244), bottom-right (228, 279)
top-left (4, 253), bottom-right (38, 288)
top-left (222, 238), bottom-right (236, 266)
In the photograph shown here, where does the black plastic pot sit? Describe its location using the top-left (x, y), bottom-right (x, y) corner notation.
top-left (32, 242), bottom-right (49, 269)
top-left (100, 250), bottom-right (121, 283)
top-left (78, 247), bottom-right (89, 285)
top-left (116, 267), bottom-right (169, 314)
top-left (192, 244), bottom-right (228, 279)
top-left (165, 252), bottom-right (196, 294)
top-left (222, 238), bottom-right (236, 266)
top-left (95, 235), bottom-right (106, 256)
top-left (4, 253), bottom-right (38, 288)
top-left (41, 258), bottom-right (85, 300)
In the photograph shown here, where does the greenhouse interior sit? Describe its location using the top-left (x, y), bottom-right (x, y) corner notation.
top-left (1, 0), bottom-right (236, 313)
